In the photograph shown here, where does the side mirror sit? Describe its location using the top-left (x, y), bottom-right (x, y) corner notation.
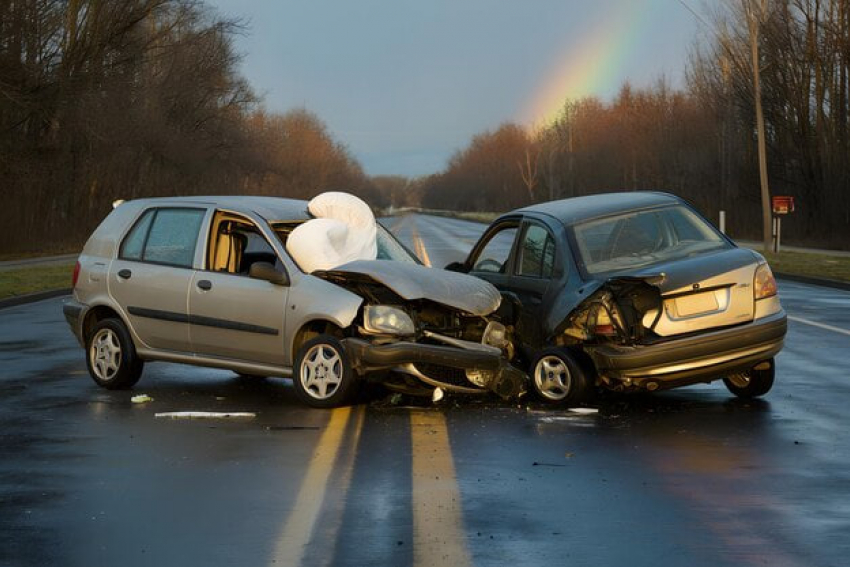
top-left (444, 261), bottom-right (469, 273)
top-left (249, 262), bottom-right (288, 285)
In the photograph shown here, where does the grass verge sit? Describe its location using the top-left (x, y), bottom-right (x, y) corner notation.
top-left (0, 263), bottom-right (75, 299)
top-left (744, 249), bottom-right (850, 283)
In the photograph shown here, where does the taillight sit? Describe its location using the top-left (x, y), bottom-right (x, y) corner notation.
top-left (753, 263), bottom-right (777, 299)
top-left (590, 304), bottom-right (618, 337)
top-left (72, 261), bottom-right (81, 288)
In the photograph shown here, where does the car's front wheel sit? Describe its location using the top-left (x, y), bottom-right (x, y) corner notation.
top-left (292, 335), bottom-right (359, 408)
top-left (723, 358), bottom-right (775, 398)
top-left (529, 348), bottom-right (592, 406)
top-left (86, 318), bottom-right (144, 390)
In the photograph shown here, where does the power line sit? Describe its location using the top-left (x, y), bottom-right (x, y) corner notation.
top-left (675, 0), bottom-right (713, 29)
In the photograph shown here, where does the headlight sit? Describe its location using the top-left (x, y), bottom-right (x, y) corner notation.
top-left (363, 305), bottom-right (415, 336)
top-left (754, 263), bottom-right (777, 299)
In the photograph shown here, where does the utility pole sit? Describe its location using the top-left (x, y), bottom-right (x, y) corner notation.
top-left (743, 0), bottom-right (773, 252)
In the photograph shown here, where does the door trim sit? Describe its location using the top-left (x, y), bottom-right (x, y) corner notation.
top-left (127, 306), bottom-right (279, 336)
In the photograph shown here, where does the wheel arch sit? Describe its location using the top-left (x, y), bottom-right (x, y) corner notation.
top-left (82, 304), bottom-right (126, 342)
top-left (290, 319), bottom-right (344, 362)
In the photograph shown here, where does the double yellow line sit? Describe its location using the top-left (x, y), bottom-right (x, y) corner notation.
top-left (270, 407), bottom-right (471, 567)
top-left (272, 230), bottom-right (469, 566)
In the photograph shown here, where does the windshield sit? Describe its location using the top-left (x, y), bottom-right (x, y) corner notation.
top-left (572, 205), bottom-right (730, 276)
top-left (375, 223), bottom-right (419, 264)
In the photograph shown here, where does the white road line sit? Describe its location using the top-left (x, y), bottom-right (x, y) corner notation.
top-left (787, 315), bottom-right (850, 337)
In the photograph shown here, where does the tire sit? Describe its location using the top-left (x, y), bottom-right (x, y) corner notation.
top-left (723, 358), bottom-right (775, 398)
top-left (85, 318), bottom-right (144, 390)
top-left (529, 347), bottom-right (592, 406)
top-left (292, 335), bottom-right (359, 408)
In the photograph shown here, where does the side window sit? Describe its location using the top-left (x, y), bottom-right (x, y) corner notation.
top-left (517, 224), bottom-right (555, 278)
top-left (143, 209), bottom-right (206, 267)
top-left (119, 209), bottom-right (155, 260)
top-left (471, 226), bottom-right (518, 274)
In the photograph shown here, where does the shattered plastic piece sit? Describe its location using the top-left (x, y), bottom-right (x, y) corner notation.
top-left (154, 411), bottom-right (256, 419)
top-left (286, 192), bottom-right (377, 273)
top-left (131, 394), bottom-right (153, 404)
top-left (432, 387), bottom-right (445, 403)
top-left (568, 407), bottom-right (599, 415)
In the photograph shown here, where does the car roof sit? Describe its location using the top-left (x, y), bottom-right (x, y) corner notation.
top-left (124, 195), bottom-right (311, 222)
top-left (515, 191), bottom-right (682, 225)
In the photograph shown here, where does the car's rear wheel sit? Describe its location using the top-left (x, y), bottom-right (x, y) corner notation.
top-left (529, 348), bottom-right (591, 405)
top-left (723, 358), bottom-right (775, 398)
top-left (86, 318), bottom-right (144, 390)
top-left (292, 335), bottom-right (359, 408)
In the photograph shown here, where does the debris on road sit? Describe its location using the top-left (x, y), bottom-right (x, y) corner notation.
top-left (568, 407), bottom-right (599, 415)
top-left (131, 394), bottom-right (153, 404)
top-left (154, 411), bottom-right (256, 419)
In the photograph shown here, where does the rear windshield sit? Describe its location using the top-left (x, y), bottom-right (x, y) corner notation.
top-left (572, 205), bottom-right (730, 275)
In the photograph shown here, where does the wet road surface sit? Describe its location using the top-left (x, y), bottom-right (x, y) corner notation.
top-left (2, 213), bottom-right (849, 567)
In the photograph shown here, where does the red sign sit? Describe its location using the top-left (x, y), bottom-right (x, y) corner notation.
top-left (772, 196), bottom-right (795, 215)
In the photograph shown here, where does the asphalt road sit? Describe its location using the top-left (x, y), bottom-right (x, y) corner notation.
top-left (2, 213), bottom-right (849, 567)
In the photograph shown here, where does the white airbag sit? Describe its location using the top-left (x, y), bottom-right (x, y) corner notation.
top-left (286, 192), bottom-right (378, 273)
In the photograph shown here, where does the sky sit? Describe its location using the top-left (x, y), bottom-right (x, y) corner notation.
top-left (207, 0), bottom-right (705, 177)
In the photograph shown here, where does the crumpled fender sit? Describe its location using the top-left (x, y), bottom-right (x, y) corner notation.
top-left (550, 274), bottom-right (666, 340)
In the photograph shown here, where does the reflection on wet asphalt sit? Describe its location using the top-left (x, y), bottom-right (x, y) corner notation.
top-left (1, 213), bottom-right (848, 567)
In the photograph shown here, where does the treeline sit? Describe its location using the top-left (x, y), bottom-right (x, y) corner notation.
top-left (0, 0), bottom-right (383, 256)
top-left (417, 0), bottom-right (850, 248)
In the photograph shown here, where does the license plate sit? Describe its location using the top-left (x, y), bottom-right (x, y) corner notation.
top-left (673, 291), bottom-right (719, 317)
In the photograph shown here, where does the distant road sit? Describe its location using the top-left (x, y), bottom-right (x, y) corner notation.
top-left (0, 253), bottom-right (77, 272)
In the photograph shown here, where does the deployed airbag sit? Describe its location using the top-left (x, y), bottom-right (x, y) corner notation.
top-left (286, 192), bottom-right (378, 273)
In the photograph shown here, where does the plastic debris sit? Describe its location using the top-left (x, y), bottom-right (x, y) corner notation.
top-left (432, 387), bottom-right (445, 403)
top-left (568, 407), bottom-right (599, 415)
top-left (131, 394), bottom-right (153, 404)
top-left (154, 411), bottom-right (255, 419)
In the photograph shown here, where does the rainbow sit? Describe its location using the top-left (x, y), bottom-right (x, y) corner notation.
top-left (519, 1), bottom-right (655, 127)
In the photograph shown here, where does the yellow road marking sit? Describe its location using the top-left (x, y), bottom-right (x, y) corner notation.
top-left (410, 411), bottom-right (471, 567)
top-left (788, 314), bottom-right (850, 337)
top-left (409, 222), bottom-right (432, 267)
top-left (271, 407), bottom-right (351, 567)
top-left (310, 406), bottom-right (366, 567)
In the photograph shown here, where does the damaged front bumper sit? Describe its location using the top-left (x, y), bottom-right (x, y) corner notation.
top-left (588, 310), bottom-right (787, 390)
top-left (342, 337), bottom-right (527, 399)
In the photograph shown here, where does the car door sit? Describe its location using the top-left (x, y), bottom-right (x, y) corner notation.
top-left (501, 220), bottom-right (560, 349)
top-left (466, 219), bottom-right (521, 291)
top-left (108, 206), bottom-right (209, 352)
top-left (188, 211), bottom-right (289, 366)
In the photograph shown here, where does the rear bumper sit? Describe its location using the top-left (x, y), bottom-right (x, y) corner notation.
top-left (62, 298), bottom-right (85, 346)
top-left (589, 310), bottom-right (787, 388)
top-left (342, 337), bottom-right (526, 398)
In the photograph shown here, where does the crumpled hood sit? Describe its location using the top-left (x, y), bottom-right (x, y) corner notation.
top-left (315, 260), bottom-right (502, 316)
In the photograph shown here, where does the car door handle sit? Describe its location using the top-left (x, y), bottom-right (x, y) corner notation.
top-left (117, 269), bottom-right (132, 280)
top-left (197, 280), bottom-right (212, 291)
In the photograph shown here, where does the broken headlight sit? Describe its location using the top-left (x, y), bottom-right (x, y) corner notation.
top-left (363, 305), bottom-right (415, 336)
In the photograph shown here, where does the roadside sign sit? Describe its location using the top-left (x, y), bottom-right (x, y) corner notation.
top-left (772, 196), bottom-right (795, 215)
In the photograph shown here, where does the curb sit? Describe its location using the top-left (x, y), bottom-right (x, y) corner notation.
top-left (0, 288), bottom-right (72, 311)
top-left (776, 273), bottom-right (850, 292)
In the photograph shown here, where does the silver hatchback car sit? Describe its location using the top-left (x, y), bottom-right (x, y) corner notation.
top-left (63, 196), bottom-right (523, 407)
